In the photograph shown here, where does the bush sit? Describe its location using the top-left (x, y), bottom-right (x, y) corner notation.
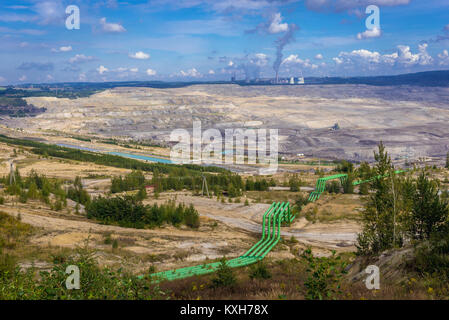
top-left (359, 183), bottom-right (369, 195)
top-left (301, 248), bottom-right (347, 300)
top-left (67, 177), bottom-right (90, 206)
top-left (0, 241), bottom-right (170, 300)
top-left (87, 196), bottom-right (200, 229)
top-left (249, 261), bottom-right (271, 280)
top-left (411, 225), bottom-right (449, 279)
top-left (210, 258), bottom-right (236, 288)
top-left (184, 204), bottom-right (200, 229)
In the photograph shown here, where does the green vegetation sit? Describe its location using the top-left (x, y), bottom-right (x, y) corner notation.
top-left (334, 160), bottom-right (354, 173)
top-left (111, 171), bottom-right (146, 193)
top-left (2, 169), bottom-right (67, 208)
top-left (87, 196), bottom-right (199, 229)
top-left (0, 86), bottom-right (98, 100)
top-left (288, 174), bottom-right (303, 192)
top-left (67, 176), bottom-right (91, 206)
top-left (151, 168), bottom-right (272, 198)
top-left (0, 135), bottom-right (228, 175)
top-left (210, 258), bottom-right (236, 288)
top-left (0, 224), bottom-right (169, 299)
top-left (249, 261), bottom-right (272, 280)
top-left (357, 142), bottom-right (449, 256)
top-left (301, 248), bottom-right (347, 300)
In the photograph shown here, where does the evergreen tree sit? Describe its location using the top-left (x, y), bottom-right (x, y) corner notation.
top-left (357, 142), bottom-right (399, 255)
top-left (408, 172), bottom-right (449, 240)
top-left (343, 174), bottom-right (354, 194)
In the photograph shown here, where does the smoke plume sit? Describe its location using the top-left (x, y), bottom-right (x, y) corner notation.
top-left (273, 23), bottom-right (298, 82)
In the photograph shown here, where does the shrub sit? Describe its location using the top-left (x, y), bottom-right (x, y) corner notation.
top-left (301, 248), bottom-right (347, 300)
top-left (87, 196), bottom-right (200, 229)
top-left (184, 204), bottom-right (200, 229)
top-left (210, 258), bottom-right (236, 288)
top-left (249, 261), bottom-right (271, 280)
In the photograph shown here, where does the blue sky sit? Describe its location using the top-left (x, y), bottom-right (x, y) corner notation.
top-left (0, 0), bottom-right (448, 84)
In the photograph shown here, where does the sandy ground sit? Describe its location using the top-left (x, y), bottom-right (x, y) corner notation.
top-left (152, 193), bottom-right (360, 251)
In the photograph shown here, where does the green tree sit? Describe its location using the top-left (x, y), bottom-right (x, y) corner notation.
top-left (302, 248), bottom-right (347, 300)
top-left (357, 142), bottom-right (399, 255)
top-left (249, 261), bottom-right (271, 280)
top-left (359, 183), bottom-right (369, 195)
top-left (289, 174), bottom-right (301, 192)
top-left (210, 258), bottom-right (236, 288)
top-left (27, 181), bottom-right (39, 199)
top-left (342, 174), bottom-right (354, 194)
top-left (136, 187), bottom-right (147, 201)
top-left (67, 176), bottom-right (91, 206)
top-left (184, 204), bottom-right (200, 229)
top-left (408, 172), bottom-right (449, 240)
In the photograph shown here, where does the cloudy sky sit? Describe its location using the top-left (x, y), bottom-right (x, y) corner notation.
top-left (0, 0), bottom-right (449, 84)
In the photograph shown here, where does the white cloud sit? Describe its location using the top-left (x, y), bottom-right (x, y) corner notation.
top-left (0, 76), bottom-right (6, 82)
top-left (146, 68), bottom-right (157, 76)
top-left (46, 74), bottom-right (54, 80)
top-left (208, 69), bottom-right (215, 75)
top-left (33, 1), bottom-right (65, 25)
top-left (180, 68), bottom-right (201, 77)
top-left (69, 54), bottom-right (95, 64)
top-left (332, 44), bottom-right (434, 72)
top-left (59, 46), bottom-right (72, 52)
top-left (79, 73), bottom-right (87, 81)
top-left (357, 27), bottom-right (382, 40)
top-left (97, 65), bottom-right (108, 74)
top-left (100, 17), bottom-right (126, 33)
top-left (52, 45), bottom-right (73, 53)
top-left (339, 49), bottom-right (382, 64)
top-left (129, 51), bottom-right (150, 60)
top-left (396, 44), bottom-right (432, 66)
top-left (252, 53), bottom-right (269, 66)
top-left (19, 75), bottom-right (27, 81)
top-left (282, 54), bottom-right (319, 69)
top-left (129, 68), bottom-right (139, 73)
top-left (438, 49), bottom-right (449, 65)
top-left (228, 61), bottom-right (234, 67)
top-left (268, 13), bottom-right (289, 34)
top-left (333, 57), bottom-right (343, 65)
top-left (315, 53), bottom-right (323, 60)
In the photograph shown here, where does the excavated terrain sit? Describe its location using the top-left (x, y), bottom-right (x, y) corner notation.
top-left (3, 84), bottom-right (449, 163)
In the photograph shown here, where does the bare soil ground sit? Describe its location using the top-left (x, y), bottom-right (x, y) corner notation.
top-left (3, 84), bottom-right (449, 164)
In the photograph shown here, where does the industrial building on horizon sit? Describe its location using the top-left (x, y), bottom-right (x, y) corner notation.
top-left (231, 75), bottom-right (305, 85)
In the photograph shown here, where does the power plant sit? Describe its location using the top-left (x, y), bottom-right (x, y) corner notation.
top-left (231, 75), bottom-right (305, 85)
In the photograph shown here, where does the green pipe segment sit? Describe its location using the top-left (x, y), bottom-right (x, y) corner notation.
top-left (145, 169), bottom-right (406, 282)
